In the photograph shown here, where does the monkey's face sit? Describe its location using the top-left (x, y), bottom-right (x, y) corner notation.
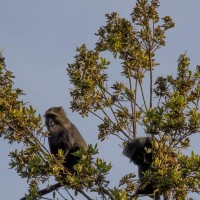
top-left (44, 107), bottom-right (66, 129)
top-left (45, 115), bottom-right (55, 131)
top-left (45, 107), bottom-right (67, 134)
top-left (45, 114), bottom-right (57, 132)
top-left (45, 114), bottom-right (62, 134)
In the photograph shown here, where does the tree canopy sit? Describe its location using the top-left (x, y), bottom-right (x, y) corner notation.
top-left (0, 0), bottom-right (200, 199)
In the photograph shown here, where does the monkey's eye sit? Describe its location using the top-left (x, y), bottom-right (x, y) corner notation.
top-left (48, 118), bottom-right (55, 127)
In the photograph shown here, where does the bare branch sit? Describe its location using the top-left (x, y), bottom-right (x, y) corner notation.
top-left (20, 183), bottom-right (61, 200)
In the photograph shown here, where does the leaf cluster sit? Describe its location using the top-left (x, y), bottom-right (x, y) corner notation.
top-left (0, 0), bottom-right (200, 199)
top-left (0, 54), bottom-right (114, 199)
top-left (67, 0), bottom-right (175, 141)
top-left (67, 0), bottom-right (200, 199)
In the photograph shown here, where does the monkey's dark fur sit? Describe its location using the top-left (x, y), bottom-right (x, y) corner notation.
top-left (45, 106), bottom-right (87, 173)
top-left (123, 137), bottom-right (171, 199)
top-left (123, 137), bottom-right (153, 195)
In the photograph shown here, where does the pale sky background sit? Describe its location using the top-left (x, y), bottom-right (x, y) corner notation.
top-left (0, 1), bottom-right (200, 200)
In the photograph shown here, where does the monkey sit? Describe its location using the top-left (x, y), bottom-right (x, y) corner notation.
top-left (123, 137), bottom-right (173, 200)
top-left (45, 106), bottom-right (87, 173)
top-left (123, 137), bottom-right (154, 196)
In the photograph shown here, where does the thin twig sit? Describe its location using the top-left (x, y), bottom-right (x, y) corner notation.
top-left (98, 103), bottom-right (129, 139)
top-left (20, 183), bottom-right (62, 200)
top-left (157, 96), bottom-right (162, 107)
top-left (99, 186), bottom-right (115, 200)
top-left (76, 189), bottom-right (93, 200)
top-left (99, 94), bottom-right (129, 138)
top-left (119, 97), bottom-right (144, 115)
top-left (127, 68), bottom-right (135, 138)
top-left (99, 87), bottom-right (119, 124)
top-left (20, 182), bottom-right (93, 200)
top-left (112, 133), bottom-right (126, 141)
top-left (102, 85), bottom-right (145, 114)
top-left (138, 78), bottom-right (148, 111)
top-left (89, 110), bottom-right (105, 121)
top-left (57, 188), bottom-right (68, 200)
top-left (133, 79), bottom-right (138, 138)
top-left (2, 118), bottom-right (49, 162)
top-left (148, 49), bottom-right (153, 109)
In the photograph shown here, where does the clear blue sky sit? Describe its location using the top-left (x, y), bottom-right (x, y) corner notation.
top-left (0, 1), bottom-right (200, 199)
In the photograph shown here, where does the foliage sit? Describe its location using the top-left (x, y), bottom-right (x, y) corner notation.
top-left (0, 0), bottom-right (200, 199)
top-left (0, 53), bottom-right (113, 200)
top-left (67, 0), bottom-right (200, 199)
top-left (67, 0), bottom-right (176, 141)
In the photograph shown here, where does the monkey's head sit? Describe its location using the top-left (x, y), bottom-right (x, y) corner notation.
top-left (123, 140), bottom-right (137, 160)
top-left (123, 138), bottom-right (152, 165)
top-left (45, 106), bottom-right (68, 133)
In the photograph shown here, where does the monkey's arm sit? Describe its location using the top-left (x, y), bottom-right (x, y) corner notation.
top-left (48, 128), bottom-right (74, 156)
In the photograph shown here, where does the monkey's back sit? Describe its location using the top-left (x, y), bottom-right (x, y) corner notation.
top-left (70, 123), bottom-right (87, 149)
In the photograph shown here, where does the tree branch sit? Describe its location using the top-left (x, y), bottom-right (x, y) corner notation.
top-left (127, 68), bottom-right (136, 138)
top-left (133, 79), bottom-right (138, 138)
top-left (139, 78), bottom-right (148, 111)
top-left (20, 183), bottom-right (61, 200)
top-left (20, 182), bottom-right (93, 200)
top-left (148, 50), bottom-right (153, 109)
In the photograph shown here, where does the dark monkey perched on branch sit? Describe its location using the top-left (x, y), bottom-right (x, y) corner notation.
top-left (45, 106), bottom-right (87, 173)
top-left (20, 107), bottom-right (88, 200)
top-left (123, 137), bottom-right (171, 200)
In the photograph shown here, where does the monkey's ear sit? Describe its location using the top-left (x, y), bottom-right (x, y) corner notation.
top-left (59, 106), bottom-right (66, 112)
top-left (58, 106), bottom-right (67, 117)
top-left (57, 106), bottom-right (63, 112)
